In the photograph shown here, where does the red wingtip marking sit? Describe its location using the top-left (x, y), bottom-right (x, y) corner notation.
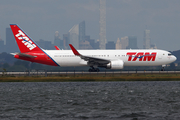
top-left (54, 46), bottom-right (60, 50)
top-left (69, 44), bottom-right (81, 56)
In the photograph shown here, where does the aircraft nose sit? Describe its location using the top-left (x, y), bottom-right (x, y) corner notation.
top-left (170, 55), bottom-right (177, 62)
top-left (172, 55), bottom-right (177, 62)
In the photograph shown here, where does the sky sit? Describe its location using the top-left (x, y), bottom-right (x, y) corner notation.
top-left (0, 0), bottom-right (180, 51)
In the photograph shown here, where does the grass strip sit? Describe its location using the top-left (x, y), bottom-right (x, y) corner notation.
top-left (0, 74), bottom-right (180, 82)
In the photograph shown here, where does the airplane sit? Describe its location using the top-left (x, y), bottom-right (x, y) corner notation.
top-left (10, 24), bottom-right (177, 72)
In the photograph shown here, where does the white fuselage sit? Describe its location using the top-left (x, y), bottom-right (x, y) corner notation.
top-left (45, 49), bottom-right (176, 67)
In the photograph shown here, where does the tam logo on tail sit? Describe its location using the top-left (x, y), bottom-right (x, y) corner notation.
top-left (15, 30), bottom-right (36, 50)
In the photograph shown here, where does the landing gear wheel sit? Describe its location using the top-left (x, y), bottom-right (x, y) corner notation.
top-left (95, 68), bottom-right (100, 72)
top-left (88, 68), bottom-right (92, 72)
top-left (161, 67), bottom-right (165, 71)
top-left (88, 68), bottom-right (100, 72)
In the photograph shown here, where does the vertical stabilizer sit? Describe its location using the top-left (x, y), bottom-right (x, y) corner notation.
top-left (10, 24), bottom-right (42, 53)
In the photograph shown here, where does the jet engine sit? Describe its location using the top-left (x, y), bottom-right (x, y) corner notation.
top-left (106, 60), bottom-right (124, 69)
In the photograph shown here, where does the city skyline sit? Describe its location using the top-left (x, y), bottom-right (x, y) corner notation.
top-left (0, 0), bottom-right (180, 51)
top-left (2, 22), bottom-right (150, 53)
top-left (0, 22), bottom-right (173, 53)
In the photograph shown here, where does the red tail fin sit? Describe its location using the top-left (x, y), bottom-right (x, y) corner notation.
top-left (10, 24), bottom-right (42, 53)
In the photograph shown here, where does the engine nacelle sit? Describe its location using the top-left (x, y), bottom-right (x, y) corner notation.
top-left (106, 60), bottom-right (124, 69)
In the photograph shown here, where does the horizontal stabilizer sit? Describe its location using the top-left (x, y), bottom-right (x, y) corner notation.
top-left (11, 53), bottom-right (37, 58)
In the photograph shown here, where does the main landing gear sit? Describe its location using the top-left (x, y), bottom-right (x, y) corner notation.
top-left (88, 67), bottom-right (100, 72)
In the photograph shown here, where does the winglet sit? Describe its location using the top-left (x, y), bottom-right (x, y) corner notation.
top-left (69, 44), bottom-right (81, 56)
top-left (54, 46), bottom-right (60, 50)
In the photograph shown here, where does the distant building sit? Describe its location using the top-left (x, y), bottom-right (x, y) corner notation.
top-left (88, 39), bottom-right (96, 49)
top-left (116, 38), bottom-right (122, 49)
top-left (94, 40), bottom-right (100, 49)
top-left (99, 0), bottom-right (106, 49)
top-left (54, 31), bottom-right (64, 49)
top-left (121, 36), bottom-right (128, 49)
top-left (36, 39), bottom-right (54, 50)
top-left (79, 41), bottom-right (92, 50)
top-left (150, 44), bottom-right (157, 49)
top-left (84, 35), bottom-right (96, 49)
top-left (68, 24), bottom-right (79, 49)
top-left (0, 36), bottom-right (4, 53)
top-left (79, 21), bottom-right (86, 42)
top-left (6, 28), bottom-right (19, 53)
top-left (66, 21), bottom-right (97, 50)
top-left (143, 29), bottom-right (151, 49)
top-left (106, 41), bottom-right (115, 49)
top-left (126, 36), bottom-right (138, 49)
top-left (63, 34), bottom-right (69, 49)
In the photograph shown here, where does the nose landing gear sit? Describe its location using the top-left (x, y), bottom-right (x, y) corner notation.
top-left (161, 65), bottom-right (166, 71)
top-left (161, 67), bottom-right (165, 71)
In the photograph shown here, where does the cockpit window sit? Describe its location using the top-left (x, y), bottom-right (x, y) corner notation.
top-left (168, 53), bottom-right (172, 56)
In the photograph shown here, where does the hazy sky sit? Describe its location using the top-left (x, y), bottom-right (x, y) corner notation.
top-left (0, 0), bottom-right (180, 51)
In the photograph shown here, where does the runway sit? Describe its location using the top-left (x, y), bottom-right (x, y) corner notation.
top-left (1, 71), bottom-right (180, 76)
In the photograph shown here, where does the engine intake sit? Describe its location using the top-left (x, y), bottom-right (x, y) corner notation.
top-left (106, 60), bottom-right (124, 69)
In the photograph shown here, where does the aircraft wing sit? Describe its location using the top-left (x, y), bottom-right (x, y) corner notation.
top-left (11, 53), bottom-right (37, 58)
top-left (69, 44), bottom-right (110, 66)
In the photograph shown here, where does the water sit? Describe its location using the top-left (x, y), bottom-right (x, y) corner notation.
top-left (0, 82), bottom-right (180, 120)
